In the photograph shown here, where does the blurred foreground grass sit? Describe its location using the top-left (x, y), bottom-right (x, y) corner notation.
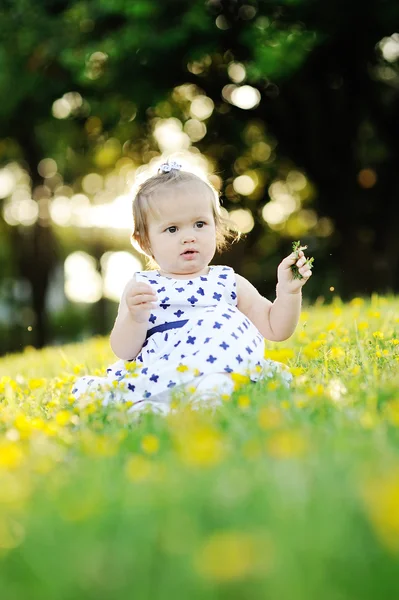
top-left (1, 295), bottom-right (399, 599)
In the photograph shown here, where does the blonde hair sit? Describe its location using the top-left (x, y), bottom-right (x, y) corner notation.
top-left (131, 168), bottom-right (240, 265)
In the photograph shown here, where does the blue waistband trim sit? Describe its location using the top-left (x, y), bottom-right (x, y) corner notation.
top-left (146, 319), bottom-right (188, 340)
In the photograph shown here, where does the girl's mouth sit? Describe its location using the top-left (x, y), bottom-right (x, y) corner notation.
top-left (181, 250), bottom-right (198, 259)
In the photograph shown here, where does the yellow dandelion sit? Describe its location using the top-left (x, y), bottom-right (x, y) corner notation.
top-left (373, 331), bottom-right (384, 340)
top-left (0, 443), bottom-right (24, 470)
top-left (55, 411), bottom-right (71, 426)
top-left (305, 384), bottom-right (325, 397)
top-left (0, 518), bottom-right (25, 550)
top-left (267, 380), bottom-right (279, 391)
top-left (193, 530), bottom-right (272, 582)
top-left (125, 455), bottom-right (154, 482)
top-left (266, 430), bottom-right (308, 458)
top-left (350, 297), bottom-right (365, 307)
top-left (178, 426), bottom-right (225, 468)
top-left (258, 406), bottom-right (283, 430)
top-left (329, 346), bottom-right (345, 360)
top-left (231, 373), bottom-right (250, 390)
top-left (383, 400), bottom-right (399, 426)
top-left (237, 395), bottom-right (251, 410)
top-left (141, 434), bottom-right (160, 455)
top-left (28, 378), bottom-right (47, 390)
top-left (361, 471), bottom-right (399, 553)
top-left (290, 366), bottom-right (305, 377)
top-left (359, 411), bottom-right (378, 429)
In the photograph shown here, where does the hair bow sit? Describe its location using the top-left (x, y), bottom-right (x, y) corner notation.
top-left (159, 161), bottom-right (182, 173)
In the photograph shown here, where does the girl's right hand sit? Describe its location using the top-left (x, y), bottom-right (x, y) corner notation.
top-left (125, 282), bottom-right (157, 323)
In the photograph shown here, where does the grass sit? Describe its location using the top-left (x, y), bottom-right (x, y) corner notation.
top-left (1, 294), bottom-right (399, 599)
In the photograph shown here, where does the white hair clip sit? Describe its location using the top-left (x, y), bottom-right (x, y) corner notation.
top-left (159, 161), bottom-right (182, 173)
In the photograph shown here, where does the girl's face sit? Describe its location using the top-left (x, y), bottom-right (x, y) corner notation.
top-left (147, 187), bottom-right (217, 279)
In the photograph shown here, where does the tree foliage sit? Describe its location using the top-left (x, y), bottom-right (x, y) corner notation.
top-left (1, 0), bottom-right (399, 350)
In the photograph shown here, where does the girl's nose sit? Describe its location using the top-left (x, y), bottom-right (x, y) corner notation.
top-left (181, 231), bottom-right (196, 243)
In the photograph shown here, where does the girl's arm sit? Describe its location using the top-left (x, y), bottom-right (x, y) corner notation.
top-left (110, 278), bottom-right (156, 360)
top-left (236, 250), bottom-right (312, 341)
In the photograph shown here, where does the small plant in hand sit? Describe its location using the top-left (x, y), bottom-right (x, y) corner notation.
top-left (291, 240), bottom-right (314, 280)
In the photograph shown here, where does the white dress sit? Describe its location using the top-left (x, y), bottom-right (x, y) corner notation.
top-left (72, 266), bottom-right (291, 411)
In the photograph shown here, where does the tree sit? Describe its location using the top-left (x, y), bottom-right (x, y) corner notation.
top-left (1, 0), bottom-right (398, 348)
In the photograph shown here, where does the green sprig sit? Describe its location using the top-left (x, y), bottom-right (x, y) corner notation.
top-left (291, 240), bottom-right (314, 280)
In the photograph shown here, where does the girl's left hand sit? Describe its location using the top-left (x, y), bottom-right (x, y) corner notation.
top-left (277, 250), bottom-right (312, 294)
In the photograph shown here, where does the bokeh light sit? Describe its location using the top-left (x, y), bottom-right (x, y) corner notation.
top-left (0, 168), bottom-right (16, 198)
top-left (230, 86), bottom-right (261, 110)
top-left (233, 174), bottom-right (258, 195)
top-left (101, 252), bottom-right (143, 301)
top-left (379, 33), bottom-right (399, 62)
top-left (190, 96), bottom-right (214, 120)
top-left (38, 159), bottom-right (57, 179)
top-left (64, 252), bottom-right (102, 303)
top-left (228, 62), bottom-right (246, 83)
top-left (82, 173), bottom-right (103, 195)
top-left (229, 208), bottom-right (254, 233)
top-left (153, 119), bottom-right (191, 152)
top-left (358, 168), bottom-right (377, 189)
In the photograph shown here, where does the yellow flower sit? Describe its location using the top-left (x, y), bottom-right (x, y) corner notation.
top-left (361, 471), bottom-right (399, 553)
top-left (125, 455), bottom-right (154, 482)
top-left (290, 366), bottom-right (305, 377)
top-left (302, 343), bottom-right (321, 359)
top-left (350, 297), bottom-right (365, 307)
top-left (270, 380), bottom-right (283, 392)
top-left (141, 434), bottom-right (160, 455)
top-left (258, 406), bottom-right (283, 430)
top-left (264, 348), bottom-right (294, 364)
top-left (267, 431), bottom-right (308, 458)
top-left (373, 331), bottom-right (384, 340)
top-left (14, 414), bottom-right (33, 439)
top-left (55, 411), bottom-right (71, 426)
top-left (28, 378), bottom-right (47, 390)
top-left (230, 373), bottom-right (250, 390)
top-left (305, 384), bottom-right (324, 397)
top-left (389, 339), bottom-right (399, 346)
top-left (124, 361), bottom-right (138, 371)
top-left (0, 518), bottom-right (25, 550)
top-left (329, 346), bottom-right (345, 360)
top-left (176, 364), bottom-right (189, 373)
top-left (383, 400), bottom-right (399, 426)
top-left (367, 310), bottom-right (381, 319)
top-left (359, 411), bottom-right (378, 429)
top-left (357, 321), bottom-right (369, 331)
top-left (178, 426), bottom-right (225, 468)
top-left (237, 395), bottom-right (251, 410)
top-left (193, 531), bottom-right (272, 582)
top-left (0, 443), bottom-right (24, 470)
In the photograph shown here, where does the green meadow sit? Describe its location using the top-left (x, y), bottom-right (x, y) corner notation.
top-left (1, 295), bottom-right (399, 599)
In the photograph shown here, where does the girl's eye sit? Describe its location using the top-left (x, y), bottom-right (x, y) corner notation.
top-left (195, 221), bottom-right (205, 229)
top-left (166, 226), bottom-right (177, 233)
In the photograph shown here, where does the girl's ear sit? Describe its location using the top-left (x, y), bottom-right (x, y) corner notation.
top-left (132, 231), bottom-right (152, 257)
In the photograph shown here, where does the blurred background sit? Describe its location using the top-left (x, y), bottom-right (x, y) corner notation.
top-left (1, 0), bottom-right (398, 356)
